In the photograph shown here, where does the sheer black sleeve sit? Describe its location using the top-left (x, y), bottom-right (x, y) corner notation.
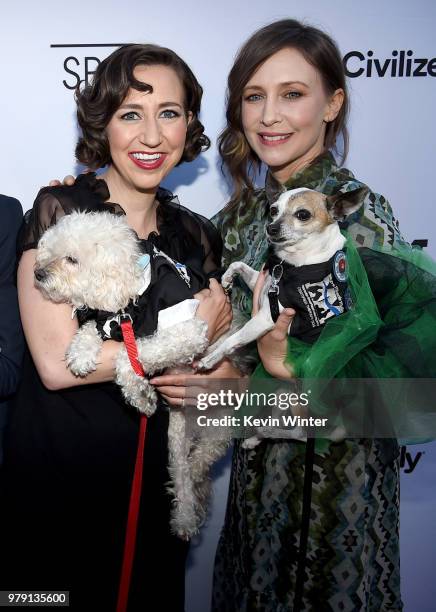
top-left (18, 190), bottom-right (67, 255)
top-left (153, 190), bottom-right (223, 278)
top-left (184, 209), bottom-right (224, 277)
top-left (17, 174), bottom-right (124, 258)
top-left (19, 178), bottom-right (222, 279)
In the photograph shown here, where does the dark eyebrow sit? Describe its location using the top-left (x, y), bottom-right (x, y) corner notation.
top-left (244, 80), bottom-right (309, 91)
top-left (118, 101), bottom-right (184, 110)
top-left (280, 81), bottom-right (309, 88)
top-left (158, 101), bottom-right (183, 109)
top-left (118, 103), bottom-right (143, 110)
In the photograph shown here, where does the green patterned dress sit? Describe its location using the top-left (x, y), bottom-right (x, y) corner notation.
top-left (211, 153), bottom-right (407, 612)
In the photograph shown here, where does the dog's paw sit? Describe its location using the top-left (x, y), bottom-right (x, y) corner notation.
top-left (221, 273), bottom-right (234, 293)
top-left (119, 372), bottom-right (157, 416)
top-left (169, 502), bottom-right (201, 541)
top-left (242, 436), bottom-right (261, 449)
top-left (221, 261), bottom-right (240, 287)
top-left (124, 377), bottom-right (157, 416)
top-left (115, 346), bottom-right (157, 416)
top-left (196, 351), bottom-right (222, 371)
top-left (65, 321), bottom-right (102, 376)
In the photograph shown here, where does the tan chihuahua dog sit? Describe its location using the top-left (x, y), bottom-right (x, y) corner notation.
top-left (198, 186), bottom-right (367, 370)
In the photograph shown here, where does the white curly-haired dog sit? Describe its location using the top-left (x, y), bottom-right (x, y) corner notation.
top-left (34, 210), bottom-right (229, 540)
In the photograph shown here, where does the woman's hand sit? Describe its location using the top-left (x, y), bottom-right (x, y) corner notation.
top-left (47, 176), bottom-right (76, 187)
top-left (253, 269), bottom-right (295, 379)
top-left (194, 278), bottom-right (232, 343)
top-left (150, 358), bottom-right (243, 408)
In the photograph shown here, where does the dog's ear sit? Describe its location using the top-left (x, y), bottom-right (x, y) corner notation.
top-left (326, 187), bottom-right (369, 221)
top-left (265, 173), bottom-right (285, 207)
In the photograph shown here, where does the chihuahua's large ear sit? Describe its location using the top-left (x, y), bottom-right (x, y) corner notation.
top-left (265, 173), bottom-right (285, 205)
top-left (326, 187), bottom-right (369, 221)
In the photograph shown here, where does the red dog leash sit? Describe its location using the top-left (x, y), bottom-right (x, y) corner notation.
top-left (117, 316), bottom-right (148, 612)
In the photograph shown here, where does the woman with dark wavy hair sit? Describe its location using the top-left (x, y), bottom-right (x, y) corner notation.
top-left (0, 43), bottom-right (237, 611)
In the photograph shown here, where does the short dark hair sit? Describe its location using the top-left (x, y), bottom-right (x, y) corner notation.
top-left (219, 19), bottom-right (349, 208)
top-left (75, 44), bottom-right (210, 169)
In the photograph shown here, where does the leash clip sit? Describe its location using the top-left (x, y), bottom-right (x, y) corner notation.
top-left (120, 312), bottom-right (133, 324)
top-left (269, 262), bottom-right (283, 295)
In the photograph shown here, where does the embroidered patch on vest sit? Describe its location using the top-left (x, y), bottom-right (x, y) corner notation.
top-left (333, 250), bottom-right (347, 282)
top-left (298, 273), bottom-right (345, 328)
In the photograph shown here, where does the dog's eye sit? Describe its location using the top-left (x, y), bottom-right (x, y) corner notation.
top-left (65, 256), bottom-right (78, 265)
top-left (294, 209), bottom-right (312, 221)
top-left (270, 206), bottom-right (279, 217)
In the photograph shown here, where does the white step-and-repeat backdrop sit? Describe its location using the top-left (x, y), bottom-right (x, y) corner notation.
top-left (1, 1), bottom-right (434, 610)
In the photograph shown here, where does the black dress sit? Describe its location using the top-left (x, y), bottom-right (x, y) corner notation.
top-left (0, 175), bottom-right (222, 611)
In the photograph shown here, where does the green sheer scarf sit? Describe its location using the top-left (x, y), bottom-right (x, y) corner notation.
top-left (250, 235), bottom-right (436, 448)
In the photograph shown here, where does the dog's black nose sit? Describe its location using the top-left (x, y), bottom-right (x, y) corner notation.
top-left (267, 223), bottom-right (280, 237)
top-left (34, 268), bottom-right (47, 282)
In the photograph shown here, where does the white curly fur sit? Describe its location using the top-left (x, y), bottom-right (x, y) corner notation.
top-left (35, 211), bottom-right (144, 312)
top-left (65, 320), bottom-right (103, 376)
top-left (167, 410), bottom-right (198, 539)
top-left (35, 211), bottom-right (229, 539)
top-left (135, 319), bottom-right (209, 375)
top-left (115, 346), bottom-right (158, 416)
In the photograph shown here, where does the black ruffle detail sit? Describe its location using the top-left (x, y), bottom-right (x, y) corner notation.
top-left (73, 173), bottom-right (125, 216)
top-left (19, 173), bottom-right (223, 281)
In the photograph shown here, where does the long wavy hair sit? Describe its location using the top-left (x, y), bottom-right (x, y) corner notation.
top-left (219, 19), bottom-right (349, 209)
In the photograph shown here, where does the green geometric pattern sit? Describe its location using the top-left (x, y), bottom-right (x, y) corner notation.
top-left (211, 154), bottom-right (404, 611)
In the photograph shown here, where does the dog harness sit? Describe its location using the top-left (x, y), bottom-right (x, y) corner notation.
top-left (77, 241), bottom-right (211, 340)
top-left (266, 249), bottom-right (352, 343)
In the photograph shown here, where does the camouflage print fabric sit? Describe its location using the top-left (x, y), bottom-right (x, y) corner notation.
top-left (211, 153), bottom-right (404, 611)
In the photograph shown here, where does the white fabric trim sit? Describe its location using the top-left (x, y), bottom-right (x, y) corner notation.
top-left (157, 299), bottom-right (200, 330)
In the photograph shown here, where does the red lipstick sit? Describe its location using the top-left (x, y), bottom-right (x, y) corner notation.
top-left (128, 152), bottom-right (167, 170)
